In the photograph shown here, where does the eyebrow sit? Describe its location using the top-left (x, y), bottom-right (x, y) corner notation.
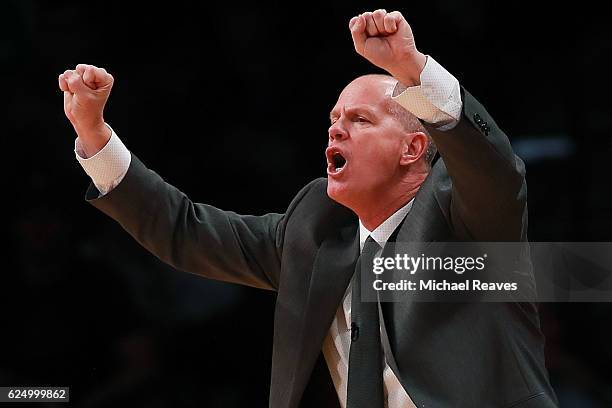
top-left (329, 105), bottom-right (378, 120)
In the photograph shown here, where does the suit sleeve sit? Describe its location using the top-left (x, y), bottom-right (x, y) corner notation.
top-left (426, 87), bottom-right (527, 241)
top-left (85, 153), bottom-right (300, 291)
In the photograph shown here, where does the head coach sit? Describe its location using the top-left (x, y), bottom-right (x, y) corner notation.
top-left (58, 9), bottom-right (558, 408)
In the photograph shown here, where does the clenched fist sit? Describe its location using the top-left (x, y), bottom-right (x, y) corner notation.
top-left (349, 9), bottom-right (427, 87)
top-left (58, 64), bottom-right (114, 157)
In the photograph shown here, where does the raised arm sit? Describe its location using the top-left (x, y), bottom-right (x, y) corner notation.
top-left (349, 10), bottom-right (526, 241)
top-left (59, 65), bottom-right (290, 290)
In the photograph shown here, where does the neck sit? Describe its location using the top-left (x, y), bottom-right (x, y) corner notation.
top-left (357, 183), bottom-right (421, 231)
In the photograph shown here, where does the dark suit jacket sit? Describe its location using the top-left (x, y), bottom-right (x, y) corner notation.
top-left (86, 88), bottom-right (558, 408)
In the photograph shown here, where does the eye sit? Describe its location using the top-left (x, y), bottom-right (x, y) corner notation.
top-left (356, 116), bottom-right (370, 123)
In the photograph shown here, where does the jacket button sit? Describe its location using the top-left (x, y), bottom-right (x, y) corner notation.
top-left (473, 113), bottom-right (482, 123)
top-left (351, 322), bottom-right (359, 341)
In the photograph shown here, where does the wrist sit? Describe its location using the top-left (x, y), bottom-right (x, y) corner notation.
top-left (391, 51), bottom-right (427, 88)
top-left (75, 122), bottom-right (112, 157)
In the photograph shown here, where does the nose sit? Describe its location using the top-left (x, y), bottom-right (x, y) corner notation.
top-left (328, 121), bottom-right (349, 142)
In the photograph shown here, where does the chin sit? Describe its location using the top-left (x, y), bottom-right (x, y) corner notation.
top-left (326, 179), bottom-right (353, 208)
top-left (326, 181), bottom-right (340, 201)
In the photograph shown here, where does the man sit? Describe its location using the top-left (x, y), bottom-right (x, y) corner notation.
top-left (59, 9), bottom-right (558, 408)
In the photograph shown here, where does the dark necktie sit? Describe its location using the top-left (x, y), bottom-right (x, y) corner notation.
top-left (347, 236), bottom-right (384, 408)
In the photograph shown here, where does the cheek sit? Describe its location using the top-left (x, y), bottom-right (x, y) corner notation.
top-left (356, 140), bottom-right (399, 174)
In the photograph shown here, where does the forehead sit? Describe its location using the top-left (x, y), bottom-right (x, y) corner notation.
top-left (331, 77), bottom-right (394, 115)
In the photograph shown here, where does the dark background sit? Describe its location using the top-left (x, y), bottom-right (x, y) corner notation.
top-left (2, 0), bottom-right (612, 406)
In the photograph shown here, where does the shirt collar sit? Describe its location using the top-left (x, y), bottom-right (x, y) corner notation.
top-left (359, 198), bottom-right (414, 251)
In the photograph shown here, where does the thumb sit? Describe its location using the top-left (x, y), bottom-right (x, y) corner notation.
top-left (63, 90), bottom-right (73, 106)
top-left (63, 90), bottom-right (76, 123)
top-left (349, 14), bottom-right (367, 55)
top-left (64, 70), bottom-right (89, 95)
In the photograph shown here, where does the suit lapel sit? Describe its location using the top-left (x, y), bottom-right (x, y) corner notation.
top-left (291, 223), bottom-right (359, 399)
top-left (377, 175), bottom-right (446, 380)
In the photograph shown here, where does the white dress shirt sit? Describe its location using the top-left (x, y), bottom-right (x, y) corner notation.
top-left (75, 55), bottom-right (463, 407)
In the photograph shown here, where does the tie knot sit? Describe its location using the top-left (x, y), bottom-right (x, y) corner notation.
top-left (364, 235), bottom-right (381, 254)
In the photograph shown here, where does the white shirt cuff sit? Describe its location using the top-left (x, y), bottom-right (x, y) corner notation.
top-left (74, 124), bottom-right (131, 196)
top-left (392, 55), bottom-right (462, 130)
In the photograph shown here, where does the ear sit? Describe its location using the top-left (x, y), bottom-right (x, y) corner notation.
top-left (399, 132), bottom-right (428, 166)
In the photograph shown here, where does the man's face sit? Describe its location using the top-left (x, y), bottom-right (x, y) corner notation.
top-left (326, 77), bottom-right (407, 209)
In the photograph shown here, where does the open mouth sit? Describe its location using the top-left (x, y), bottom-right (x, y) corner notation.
top-left (326, 147), bottom-right (348, 176)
